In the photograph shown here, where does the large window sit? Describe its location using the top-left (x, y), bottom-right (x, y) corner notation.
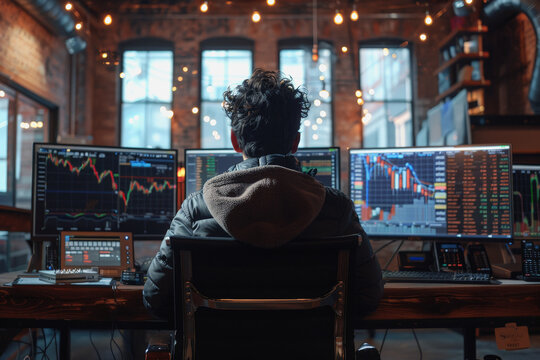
top-left (359, 44), bottom-right (413, 148)
top-left (0, 84), bottom-right (50, 208)
top-left (121, 48), bottom-right (173, 148)
top-left (200, 44), bottom-right (253, 148)
top-left (280, 42), bottom-right (333, 147)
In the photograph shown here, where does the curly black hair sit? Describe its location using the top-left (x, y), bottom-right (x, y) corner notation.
top-left (223, 69), bottom-right (310, 158)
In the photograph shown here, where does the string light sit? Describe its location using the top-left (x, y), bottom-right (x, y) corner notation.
top-left (267, 0), bottom-right (275, 6)
top-left (200, 1), bottom-right (208, 13)
top-left (0, 90), bottom-right (5, 97)
top-left (334, 10), bottom-right (343, 25)
top-left (103, 14), bottom-right (112, 25)
top-left (65, 2), bottom-right (73, 11)
top-left (341, 46), bottom-right (348, 53)
top-left (465, 0), bottom-right (473, 4)
top-left (177, 76), bottom-right (184, 82)
top-left (192, 107), bottom-right (199, 114)
top-left (357, 98), bottom-right (364, 105)
top-left (252, 11), bottom-right (261, 23)
top-left (75, 22), bottom-right (83, 31)
top-left (182, 66), bottom-right (189, 72)
top-left (350, 4), bottom-right (358, 21)
top-left (419, 33), bottom-right (427, 41)
top-left (319, 89), bottom-right (330, 99)
top-left (424, 11), bottom-right (433, 26)
top-left (119, 72), bottom-right (126, 78)
top-left (355, 90), bottom-right (362, 97)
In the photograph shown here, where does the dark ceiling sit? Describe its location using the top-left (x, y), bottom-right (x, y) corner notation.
top-left (75, 0), bottom-right (451, 17)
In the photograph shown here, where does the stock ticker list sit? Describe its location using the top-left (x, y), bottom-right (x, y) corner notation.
top-left (445, 149), bottom-right (511, 237)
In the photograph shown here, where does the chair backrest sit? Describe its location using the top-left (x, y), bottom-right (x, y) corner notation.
top-left (170, 234), bottom-right (358, 360)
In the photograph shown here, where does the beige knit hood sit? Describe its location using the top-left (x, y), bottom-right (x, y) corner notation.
top-left (202, 165), bottom-right (326, 248)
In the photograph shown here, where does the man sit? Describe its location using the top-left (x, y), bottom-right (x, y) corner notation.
top-left (143, 69), bottom-right (383, 320)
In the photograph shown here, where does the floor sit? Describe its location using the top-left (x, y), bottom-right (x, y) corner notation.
top-left (1, 328), bottom-right (539, 359)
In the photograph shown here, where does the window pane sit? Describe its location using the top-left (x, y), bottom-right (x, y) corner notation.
top-left (201, 49), bottom-right (252, 148)
top-left (280, 47), bottom-right (333, 147)
top-left (362, 101), bottom-right (413, 148)
top-left (121, 102), bottom-right (171, 148)
top-left (360, 47), bottom-right (411, 102)
top-left (0, 161), bottom-right (6, 193)
top-left (121, 50), bottom-right (173, 148)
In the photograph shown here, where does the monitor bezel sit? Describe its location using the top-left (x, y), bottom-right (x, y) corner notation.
top-left (184, 147), bottom-right (342, 198)
top-left (348, 144), bottom-right (513, 242)
top-left (32, 143), bottom-right (178, 241)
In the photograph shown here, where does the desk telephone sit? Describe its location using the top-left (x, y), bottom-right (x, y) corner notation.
top-left (398, 243), bottom-right (492, 274)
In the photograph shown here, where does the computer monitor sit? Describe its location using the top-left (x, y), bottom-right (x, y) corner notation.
top-left (32, 143), bottom-right (178, 240)
top-left (349, 145), bottom-right (513, 241)
top-left (184, 147), bottom-right (341, 197)
top-left (513, 165), bottom-right (540, 239)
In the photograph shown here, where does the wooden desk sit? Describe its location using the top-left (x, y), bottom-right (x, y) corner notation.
top-left (1, 272), bottom-right (539, 360)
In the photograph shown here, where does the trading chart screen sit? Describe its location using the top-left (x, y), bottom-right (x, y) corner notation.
top-left (349, 145), bottom-right (512, 240)
top-left (32, 144), bottom-right (177, 239)
top-left (513, 165), bottom-right (540, 239)
top-left (184, 148), bottom-right (340, 197)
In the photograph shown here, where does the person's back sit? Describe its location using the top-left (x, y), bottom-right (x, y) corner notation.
top-left (143, 69), bottom-right (383, 321)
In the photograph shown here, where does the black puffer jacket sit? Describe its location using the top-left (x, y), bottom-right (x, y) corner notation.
top-left (143, 154), bottom-right (383, 321)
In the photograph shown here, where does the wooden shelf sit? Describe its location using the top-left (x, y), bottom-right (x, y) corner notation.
top-left (439, 25), bottom-right (488, 49)
top-left (435, 52), bottom-right (490, 75)
top-left (435, 80), bottom-right (491, 103)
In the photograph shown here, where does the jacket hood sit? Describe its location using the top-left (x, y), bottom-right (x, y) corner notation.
top-left (202, 165), bottom-right (326, 248)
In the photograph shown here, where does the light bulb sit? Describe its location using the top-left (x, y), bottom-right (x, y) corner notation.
top-left (334, 11), bottom-right (343, 25)
top-left (424, 12), bottom-right (433, 26)
top-left (200, 1), bottom-right (208, 12)
top-left (341, 46), bottom-right (348, 53)
top-left (75, 22), bottom-right (83, 30)
top-left (65, 2), bottom-right (73, 11)
top-left (267, 0), bottom-right (275, 6)
top-left (465, 0), bottom-right (473, 4)
top-left (104, 14), bottom-right (112, 25)
top-left (350, 10), bottom-right (358, 21)
top-left (252, 11), bottom-right (261, 23)
top-left (419, 33), bottom-right (427, 42)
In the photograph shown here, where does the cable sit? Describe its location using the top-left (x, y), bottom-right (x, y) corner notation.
top-left (379, 328), bottom-right (389, 355)
top-left (411, 329), bottom-right (423, 360)
top-left (374, 239), bottom-right (398, 255)
top-left (383, 240), bottom-right (405, 271)
top-left (53, 329), bottom-right (58, 360)
top-left (89, 330), bottom-right (103, 360)
top-left (109, 327), bottom-right (118, 360)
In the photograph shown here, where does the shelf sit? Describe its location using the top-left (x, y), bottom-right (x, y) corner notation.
top-left (434, 52), bottom-right (490, 75)
top-left (439, 25), bottom-right (488, 49)
top-left (435, 80), bottom-right (491, 102)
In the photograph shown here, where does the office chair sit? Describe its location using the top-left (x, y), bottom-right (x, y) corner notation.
top-left (166, 234), bottom-right (380, 360)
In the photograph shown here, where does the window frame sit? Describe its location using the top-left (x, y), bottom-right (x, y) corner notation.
top-left (277, 38), bottom-right (335, 147)
top-left (358, 39), bottom-right (415, 148)
top-left (118, 38), bottom-right (175, 148)
top-left (199, 37), bottom-right (254, 148)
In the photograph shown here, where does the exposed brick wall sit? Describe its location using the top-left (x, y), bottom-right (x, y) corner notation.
top-left (0, 0), bottom-right (69, 134)
top-left (89, 14), bottom-right (446, 177)
top-left (485, 13), bottom-right (536, 115)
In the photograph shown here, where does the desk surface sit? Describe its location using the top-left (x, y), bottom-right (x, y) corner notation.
top-left (1, 272), bottom-right (539, 327)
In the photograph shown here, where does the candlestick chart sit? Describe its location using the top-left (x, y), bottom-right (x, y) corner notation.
top-left (350, 151), bottom-right (445, 236)
top-left (33, 146), bottom-right (177, 237)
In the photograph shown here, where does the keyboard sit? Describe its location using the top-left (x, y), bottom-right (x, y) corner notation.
top-left (382, 270), bottom-right (492, 284)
